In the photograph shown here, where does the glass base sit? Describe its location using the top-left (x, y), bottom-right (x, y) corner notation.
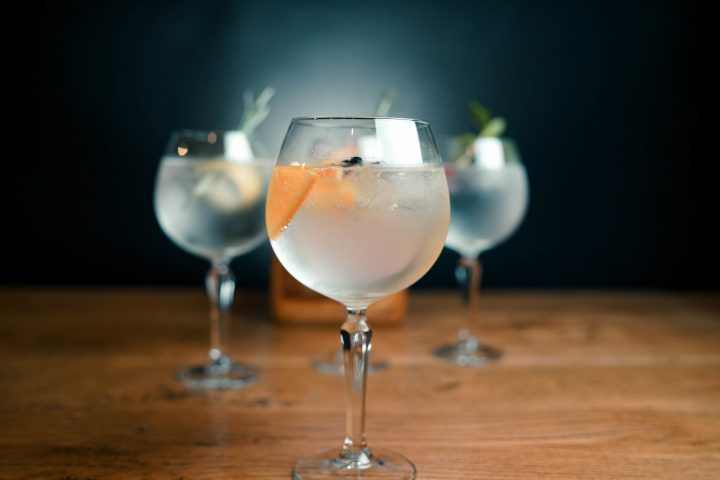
top-left (293, 447), bottom-right (416, 479)
top-left (433, 337), bottom-right (501, 366)
top-left (312, 350), bottom-right (388, 375)
top-left (176, 363), bottom-right (260, 390)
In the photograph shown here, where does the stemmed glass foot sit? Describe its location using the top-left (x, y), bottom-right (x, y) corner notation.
top-left (175, 262), bottom-right (260, 390)
top-left (433, 335), bottom-right (501, 367)
top-left (435, 256), bottom-right (502, 367)
top-left (312, 350), bottom-right (388, 375)
top-left (293, 447), bottom-right (415, 480)
top-left (177, 362), bottom-right (260, 390)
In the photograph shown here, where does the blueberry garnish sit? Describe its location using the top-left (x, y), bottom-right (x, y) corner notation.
top-left (341, 156), bottom-right (363, 167)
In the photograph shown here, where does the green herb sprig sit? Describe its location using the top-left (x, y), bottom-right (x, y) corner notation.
top-left (374, 88), bottom-right (397, 117)
top-left (240, 86), bottom-right (275, 139)
top-left (451, 102), bottom-right (507, 165)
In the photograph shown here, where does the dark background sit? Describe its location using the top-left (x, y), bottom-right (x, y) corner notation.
top-left (8, 0), bottom-right (713, 289)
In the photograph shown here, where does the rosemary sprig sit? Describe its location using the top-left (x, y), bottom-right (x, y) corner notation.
top-left (451, 101), bottom-right (508, 165)
top-left (240, 86), bottom-right (275, 139)
top-left (468, 101), bottom-right (507, 137)
top-left (374, 88), bottom-right (397, 117)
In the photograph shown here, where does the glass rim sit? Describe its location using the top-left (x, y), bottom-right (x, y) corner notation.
top-left (291, 115), bottom-right (429, 126)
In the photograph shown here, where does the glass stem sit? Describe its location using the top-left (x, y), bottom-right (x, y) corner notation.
top-left (456, 256), bottom-right (482, 350)
top-left (339, 307), bottom-right (372, 467)
top-left (206, 261), bottom-right (235, 374)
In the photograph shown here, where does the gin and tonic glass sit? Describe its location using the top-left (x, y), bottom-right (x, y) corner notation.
top-left (267, 117), bottom-right (450, 479)
top-left (154, 130), bottom-right (271, 389)
top-left (434, 136), bottom-right (528, 366)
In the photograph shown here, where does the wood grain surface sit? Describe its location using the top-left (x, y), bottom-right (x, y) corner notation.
top-left (1, 289), bottom-right (719, 479)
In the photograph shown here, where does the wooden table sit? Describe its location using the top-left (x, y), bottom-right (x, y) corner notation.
top-left (1, 289), bottom-right (719, 479)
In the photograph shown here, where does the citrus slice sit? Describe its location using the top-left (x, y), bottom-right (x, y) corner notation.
top-left (267, 165), bottom-right (321, 240)
top-left (266, 164), bottom-right (358, 240)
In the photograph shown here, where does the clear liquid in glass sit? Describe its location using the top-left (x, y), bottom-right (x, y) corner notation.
top-left (155, 156), bottom-right (272, 262)
top-left (269, 163), bottom-right (450, 307)
top-left (445, 161), bottom-right (528, 258)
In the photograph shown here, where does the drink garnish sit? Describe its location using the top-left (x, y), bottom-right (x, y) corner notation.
top-left (340, 156), bottom-right (363, 167)
top-left (267, 163), bottom-right (359, 241)
top-left (267, 165), bottom-right (338, 240)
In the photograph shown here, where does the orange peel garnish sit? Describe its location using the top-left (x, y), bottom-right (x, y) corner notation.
top-left (266, 165), bottom-right (342, 240)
